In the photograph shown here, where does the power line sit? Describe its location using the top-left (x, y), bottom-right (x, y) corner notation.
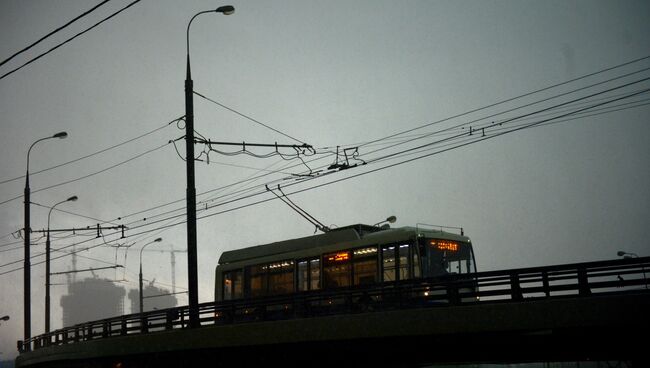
top-left (76, 57), bottom-right (650, 235)
top-left (25, 88), bottom-right (650, 276)
top-left (111, 74), bottom-right (650, 240)
top-left (0, 0), bottom-right (112, 67)
top-left (30, 201), bottom-right (115, 226)
top-left (0, 142), bottom-right (171, 207)
top-left (0, 116), bottom-right (181, 186)
top-left (199, 69), bottom-right (650, 206)
top-left (189, 86), bottom-right (650, 219)
top-left (109, 158), bottom-right (292, 231)
top-left (0, 238), bottom-right (24, 248)
top-left (360, 79), bottom-right (650, 165)
top-left (373, 100), bottom-right (650, 166)
top-left (102, 86), bottom-right (646, 243)
top-left (193, 90), bottom-right (306, 144)
top-left (200, 89), bottom-right (650, 224)
top-left (5, 61), bottom-right (646, 270)
top-left (355, 67), bottom-right (650, 162)
top-left (358, 55), bottom-right (650, 149)
top-left (0, 0), bottom-right (142, 81)
top-left (2, 86), bottom-right (642, 276)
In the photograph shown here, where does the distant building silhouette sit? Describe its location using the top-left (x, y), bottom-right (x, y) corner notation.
top-left (127, 282), bottom-right (177, 313)
top-left (60, 277), bottom-right (126, 327)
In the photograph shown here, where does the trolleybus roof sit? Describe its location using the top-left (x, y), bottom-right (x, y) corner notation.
top-left (218, 225), bottom-right (470, 265)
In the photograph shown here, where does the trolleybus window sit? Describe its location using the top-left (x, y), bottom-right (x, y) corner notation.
top-left (249, 264), bottom-right (267, 297)
top-left (234, 270), bottom-right (243, 299)
top-left (413, 248), bottom-right (421, 278)
top-left (268, 261), bottom-right (293, 295)
top-left (428, 239), bottom-right (476, 275)
top-left (353, 246), bottom-right (378, 285)
top-left (222, 270), bottom-right (243, 300)
top-left (382, 246), bottom-right (396, 282)
top-left (444, 254), bottom-right (474, 274)
top-left (298, 258), bottom-right (321, 291)
top-left (223, 272), bottom-right (233, 300)
top-left (323, 251), bottom-right (351, 288)
top-left (310, 258), bottom-right (320, 290)
top-left (298, 260), bottom-right (309, 291)
top-left (398, 244), bottom-right (410, 280)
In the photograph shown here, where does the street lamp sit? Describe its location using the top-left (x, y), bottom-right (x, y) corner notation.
top-left (24, 131), bottom-right (67, 348)
top-left (45, 195), bottom-right (78, 333)
top-left (617, 250), bottom-right (639, 259)
top-left (0, 315), bottom-right (8, 333)
top-left (374, 215), bottom-right (397, 228)
top-left (139, 237), bottom-right (162, 314)
top-left (184, 5), bottom-right (234, 328)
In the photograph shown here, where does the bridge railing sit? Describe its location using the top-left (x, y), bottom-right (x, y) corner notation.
top-left (18, 256), bottom-right (649, 353)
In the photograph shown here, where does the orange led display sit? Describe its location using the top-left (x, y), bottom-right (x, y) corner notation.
top-left (430, 239), bottom-right (459, 252)
top-left (326, 252), bottom-right (350, 262)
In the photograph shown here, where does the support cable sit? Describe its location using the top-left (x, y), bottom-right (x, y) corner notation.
top-left (193, 90), bottom-right (306, 144)
top-left (0, 0), bottom-right (142, 81)
top-left (0, 0), bottom-right (112, 67)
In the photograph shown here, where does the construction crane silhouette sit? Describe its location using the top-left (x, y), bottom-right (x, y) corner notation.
top-left (127, 244), bottom-right (186, 293)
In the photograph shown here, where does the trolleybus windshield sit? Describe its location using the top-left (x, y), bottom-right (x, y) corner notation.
top-left (426, 239), bottom-right (476, 276)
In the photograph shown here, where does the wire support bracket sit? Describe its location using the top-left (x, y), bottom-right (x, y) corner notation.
top-left (33, 224), bottom-right (127, 239)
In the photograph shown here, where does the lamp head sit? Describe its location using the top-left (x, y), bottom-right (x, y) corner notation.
top-left (67, 195), bottom-right (78, 202)
top-left (386, 215), bottom-right (397, 224)
top-left (216, 5), bottom-right (235, 15)
top-left (53, 132), bottom-right (68, 139)
top-left (154, 237), bottom-right (162, 243)
top-left (0, 315), bottom-right (9, 321)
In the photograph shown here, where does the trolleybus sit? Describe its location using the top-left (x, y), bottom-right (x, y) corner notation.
top-left (215, 223), bottom-right (477, 304)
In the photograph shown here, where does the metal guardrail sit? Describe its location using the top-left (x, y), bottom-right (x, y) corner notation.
top-left (18, 256), bottom-right (649, 353)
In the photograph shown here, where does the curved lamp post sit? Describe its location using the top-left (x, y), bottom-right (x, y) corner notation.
top-left (45, 195), bottom-right (77, 333)
top-left (374, 215), bottom-right (397, 228)
top-left (617, 250), bottom-right (639, 259)
top-left (139, 237), bottom-right (163, 314)
top-left (24, 131), bottom-right (67, 347)
top-left (185, 5), bottom-right (234, 328)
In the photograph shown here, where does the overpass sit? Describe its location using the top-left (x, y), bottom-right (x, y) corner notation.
top-left (16, 257), bottom-right (650, 367)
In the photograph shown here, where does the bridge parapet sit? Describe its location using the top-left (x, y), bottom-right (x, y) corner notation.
top-left (18, 256), bottom-right (650, 354)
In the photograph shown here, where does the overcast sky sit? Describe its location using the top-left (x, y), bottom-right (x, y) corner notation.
top-left (1, 0), bottom-right (649, 359)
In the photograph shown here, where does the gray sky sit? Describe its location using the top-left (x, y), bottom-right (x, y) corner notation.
top-left (1, 0), bottom-right (649, 359)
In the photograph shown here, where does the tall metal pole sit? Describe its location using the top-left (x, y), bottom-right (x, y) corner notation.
top-left (23, 170), bottom-right (31, 348)
top-left (185, 5), bottom-right (234, 329)
top-left (139, 262), bottom-right (144, 314)
top-left (23, 132), bottom-right (67, 349)
top-left (139, 237), bottom-right (161, 314)
top-left (184, 50), bottom-right (199, 328)
top-left (45, 195), bottom-right (77, 334)
top-left (45, 229), bottom-right (50, 333)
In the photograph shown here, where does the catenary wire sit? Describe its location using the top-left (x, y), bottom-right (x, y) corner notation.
top-left (0, 142), bottom-right (171, 207)
top-left (357, 55), bottom-right (650, 149)
top-left (5, 59), bottom-right (644, 268)
top-left (0, 0), bottom-right (112, 67)
top-left (193, 91), bottom-right (306, 144)
top-left (73, 57), bottom-right (650, 233)
top-left (0, 116), bottom-right (181, 186)
top-left (0, 0), bottom-right (142, 81)
top-left (2, 88), bottom-right (643, 276)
